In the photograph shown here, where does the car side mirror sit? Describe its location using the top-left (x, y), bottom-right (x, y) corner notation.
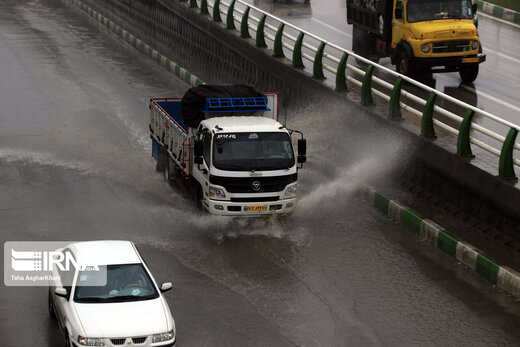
top-left (55, 287), bottom-right (68, 299)
top-left (298, 138), bottom-right (306, 156)
top-left (194, 139), bottom-right (203, 157)
top-left (194, 156), bottom-right (203, 165)
top-left (395, 8), bottom-right (403, 20)
top-left (160, 282), bottom-right (173, 293)
top-left (471, 3), bottom-right (477, 14)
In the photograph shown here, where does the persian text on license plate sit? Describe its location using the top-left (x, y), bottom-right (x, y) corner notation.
top-left (245, 205), bottom-right (267, 211)
top-left (462, 57), bottom-right (479, 63)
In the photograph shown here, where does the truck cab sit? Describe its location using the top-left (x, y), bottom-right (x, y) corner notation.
top-left (192, 117), bottom-right (302, 215)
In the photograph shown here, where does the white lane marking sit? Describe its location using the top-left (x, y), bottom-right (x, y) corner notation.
top-left (478, 11), bottom-right (520, 29)
top-left (310, 17), bottom-right (352, 39)
top-left (462, 84), bottom-right (520, 113)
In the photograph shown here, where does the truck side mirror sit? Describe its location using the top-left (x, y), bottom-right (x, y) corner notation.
top-left (395, 8), bottom-right (403, 20)
top-left (194, 139), bottom-right (203, 157)
top-left (297, 155), bottom-right (306, 164)
top-left (471, 4), bottom-right (477, 15)
top-left (194, 156), bottom-right (203, 165)
top-left (298, 138), bottom-right (306, 156)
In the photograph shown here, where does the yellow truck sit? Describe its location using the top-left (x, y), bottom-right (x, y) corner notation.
top-left (346, 0), bottom-right (486, 82)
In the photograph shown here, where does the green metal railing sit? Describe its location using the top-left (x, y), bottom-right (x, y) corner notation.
top-left (190, 0), bottom-right (520, 180)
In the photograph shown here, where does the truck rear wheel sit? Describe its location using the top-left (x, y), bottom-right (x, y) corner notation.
top-left (156, 147), bottom-right (166, 172)
top-left (459, 64), bottom-right (479, 83)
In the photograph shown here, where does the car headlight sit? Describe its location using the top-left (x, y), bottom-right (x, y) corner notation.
top-left (284, 185), bottom-right (297, 199)
top-left (421, 44), bottom-right (430, 53)
top-left (152, 330), bottom-right (175, 343)
top-left (209, 186), bottom-right (226, 200)
top-left (471, 41), bottom-right (478, 50)
top-left (78, 336), bottom-right (104, 346)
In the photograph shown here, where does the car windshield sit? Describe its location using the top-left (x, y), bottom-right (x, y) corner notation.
top-left (407, 0), bottom-right (473, 22)
top-left (213, 132), bottom-right (295, 171)
top-left (73, 264), bottom-right (159, 303)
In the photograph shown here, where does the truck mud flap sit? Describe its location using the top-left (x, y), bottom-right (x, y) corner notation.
top-left (152, 138), bottom-right (159, 161)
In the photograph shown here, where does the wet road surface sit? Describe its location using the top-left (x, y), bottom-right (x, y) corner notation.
top-left (1, 0), bottom-right (520, 346)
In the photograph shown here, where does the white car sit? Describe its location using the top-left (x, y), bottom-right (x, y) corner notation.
top-left (48, 241), bottom-right (176, 347)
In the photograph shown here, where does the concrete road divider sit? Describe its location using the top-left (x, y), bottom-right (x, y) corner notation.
top-left (360, 184), bottom-right (520, 299)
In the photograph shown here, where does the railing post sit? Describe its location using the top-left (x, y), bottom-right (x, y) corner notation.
top-left (213, 0), bottom-right (222, 22)
top-left (421, 92), bottom-right (437, 138)
top-left (189, 0), bottom-right (198, 8)
top-left (273, 23), bottom-right (285, 57)
top-left (313, 41), bottom-right (325, 79)
top-left (335, 52), bottom-right (348, 92)
top-left (388, 77), bottom-right (403, 120)
top-left (292, 32), bottom-right (304, 69)
top-left (457, 109), bottom-right (475, 157)
top-left (226, 0), bottom-right (236, 30)
top-left (498, 128), bottom-right (518, 181)
top-left (256, 14), bottom-right (267, 48)
top-left (200, 0), bottom-right (208, 14)
top-left (361, 65), bottom-right (374, 105)
top-left (240, 7), bottom-right (250, 38)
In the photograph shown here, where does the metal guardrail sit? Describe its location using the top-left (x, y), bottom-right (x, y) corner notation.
top-left (184, 0), bottom-right (520, 181)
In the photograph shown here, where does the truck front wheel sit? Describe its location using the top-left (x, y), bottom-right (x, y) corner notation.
top-left (459, 64), bottom-right (479, 83)
top-left (196, 186), bottom-right (205, 211)
top-left (396, 51), bottom-right (415, 78)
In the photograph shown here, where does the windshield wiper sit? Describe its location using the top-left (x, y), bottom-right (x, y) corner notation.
top-left (75, 297), bottom-right (110, 302)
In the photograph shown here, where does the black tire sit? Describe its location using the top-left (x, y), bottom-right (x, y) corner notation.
top-left (396, 50), bottom-right (416, 78)
top-left (459, 64), bottom-right (479, 83)
top-left (196, 186), bottom-right (204, 211)
top-left (64, 330), bottom-right (71, 347)
top-left (164, 157), bottom-right (171, 182)
top-left (156, 147), bottom-right (166, 172)
top-left (48, 290), bottom-right (56, 320)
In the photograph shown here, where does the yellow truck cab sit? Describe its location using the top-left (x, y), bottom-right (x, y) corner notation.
top-left (347, 0), bottom-right (486, 82)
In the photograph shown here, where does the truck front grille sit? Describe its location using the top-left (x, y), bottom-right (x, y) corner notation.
top-left (110, 339), bottom-right (125, 345)
top-left (210, 174), bottom-right (297, 193)
top-left (432, 40), bottom-right (470, 53)
top-left (231, 197), bottom-right (279, 202)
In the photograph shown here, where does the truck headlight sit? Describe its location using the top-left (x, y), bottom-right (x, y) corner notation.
top-left (78, 336), bottom-right (104, 346)
top-left (209, 186), bottom-right (226, 200)
top-left (471, 41), bottom-right (478, 50)
top-left (421, 44), bottom-right (430, 53)
top-left (152, 330), bottom-right (175, 343)
top-left (284, 185), bottom-right (297, 199)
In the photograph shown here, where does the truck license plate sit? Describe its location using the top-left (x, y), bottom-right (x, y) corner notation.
top-left (462, 57), bottom-right (479, 63)
top-left (245, 205), bottom-right (267, 211)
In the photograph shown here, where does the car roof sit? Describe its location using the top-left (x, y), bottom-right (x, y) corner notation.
top-left (66, 241), bottom-right (141, 266)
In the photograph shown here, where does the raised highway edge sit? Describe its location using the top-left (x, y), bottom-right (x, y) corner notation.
top-left (474, 0), bottom-right (520, 24)
top-left (359, 184), bottom-right (520, 299)
top-left (64, 0), bottom-right (204, 87)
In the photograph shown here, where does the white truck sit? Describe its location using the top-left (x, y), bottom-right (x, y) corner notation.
top-left (149, 85), bottom-right (306, 216)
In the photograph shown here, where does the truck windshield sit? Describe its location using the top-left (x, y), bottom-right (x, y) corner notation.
top-left (213, 132), bottom-right (295, 171)
top-left (407, 0), bottom-right (473, 23)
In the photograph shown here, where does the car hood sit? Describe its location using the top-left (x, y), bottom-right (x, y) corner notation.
top-left (73, 298), bottom-right (169, 338)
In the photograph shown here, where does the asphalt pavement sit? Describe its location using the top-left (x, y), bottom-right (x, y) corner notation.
top-left (1, 0), bottom-right (520, 346)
